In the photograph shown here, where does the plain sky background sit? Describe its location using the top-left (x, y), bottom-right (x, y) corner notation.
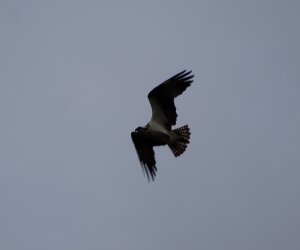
top-left (1, 1), bottom-right (299, 249)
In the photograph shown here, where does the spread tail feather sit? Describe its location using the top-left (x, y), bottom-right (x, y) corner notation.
top-left (168, 125), bottom-right (190, 157)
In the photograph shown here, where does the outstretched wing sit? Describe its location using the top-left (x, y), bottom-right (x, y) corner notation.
top-left (131, 132), bottom-right (157, 181)
top-left (148, 70), bottom-right (194, 129)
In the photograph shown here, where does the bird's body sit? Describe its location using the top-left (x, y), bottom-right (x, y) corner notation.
top-left (131, 70), bottom-right (194, 181)
top-left (148, 120), bottom-right (175, 142)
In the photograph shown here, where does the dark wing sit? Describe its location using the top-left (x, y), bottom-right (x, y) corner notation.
top-left (148, 70), bottom-right (194, 129)
top-left (131, 132), bottom-right (157, 181)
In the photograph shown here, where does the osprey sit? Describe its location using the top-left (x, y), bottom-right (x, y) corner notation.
top-left (131, 70), bottom-right (194, 181)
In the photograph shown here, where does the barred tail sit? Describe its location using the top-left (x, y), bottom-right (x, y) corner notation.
top-left (168, 125), bottom-right (191, 157)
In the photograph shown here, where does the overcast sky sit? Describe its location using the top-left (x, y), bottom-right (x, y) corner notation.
top-left (1, 1), bottom-right (300, 249)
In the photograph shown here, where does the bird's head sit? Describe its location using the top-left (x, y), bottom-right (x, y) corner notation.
top-left (135, 126), bottom-right (146, 132)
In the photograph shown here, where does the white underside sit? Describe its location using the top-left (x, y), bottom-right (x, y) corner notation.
top-left (149, 119), bottom-right (168, 133)
top-left (149, 119), bottom-right (178, 142)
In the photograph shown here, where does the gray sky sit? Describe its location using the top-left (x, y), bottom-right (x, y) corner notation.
top-left (1, 1), bottom-right (299, 249)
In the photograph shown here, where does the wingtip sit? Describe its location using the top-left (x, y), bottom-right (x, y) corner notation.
top-left (173, 69), bottom-right (193, 80)
top-left (172, 70), bottom-right (194, 86)
top-left (141, 161), bottom-right (156, 182)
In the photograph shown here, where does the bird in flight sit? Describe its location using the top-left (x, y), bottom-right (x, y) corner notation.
top-left (131, 70), bottom-right (194, 181)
